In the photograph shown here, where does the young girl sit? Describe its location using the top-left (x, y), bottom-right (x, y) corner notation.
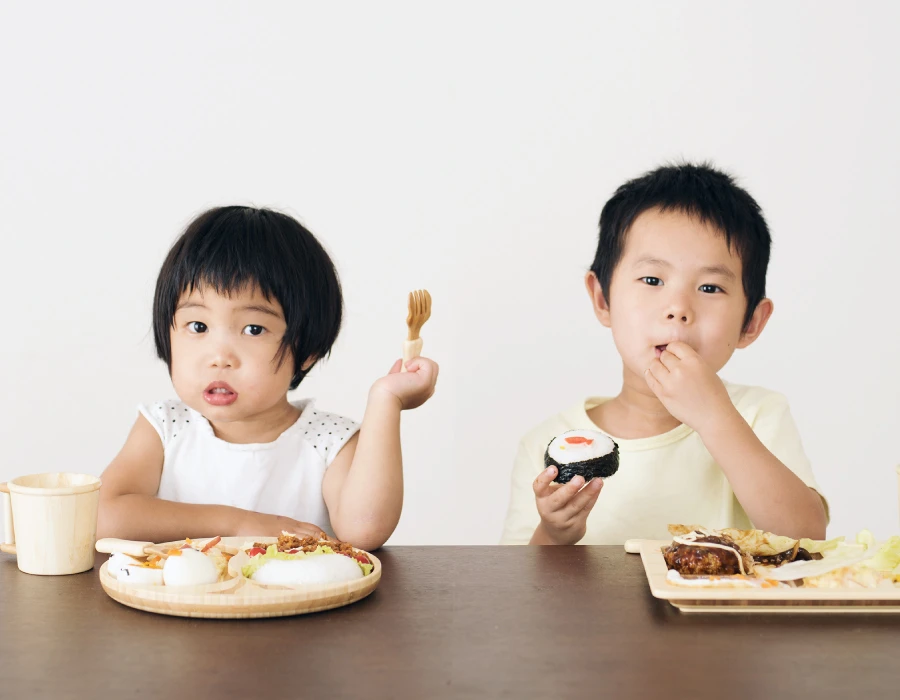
top-left (98, 206), bottom-right (438, 551)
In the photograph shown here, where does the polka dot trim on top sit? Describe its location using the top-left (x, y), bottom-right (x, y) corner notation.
top-left (138, 399), bottom-right (359, 460)
top-left (298, 405), bottom-right (360, 465)
top-left (138, 401), bottom-right (197, 447)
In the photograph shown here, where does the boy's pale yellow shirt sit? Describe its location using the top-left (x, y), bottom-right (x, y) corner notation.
top-left (500, 381), bottom-right (828, 545)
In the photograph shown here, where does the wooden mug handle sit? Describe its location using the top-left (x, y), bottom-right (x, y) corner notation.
top-left (0, 482), bottom-right (16, 555)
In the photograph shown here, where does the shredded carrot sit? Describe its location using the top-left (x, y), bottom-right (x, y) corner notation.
top-left (201, 536), bottom-right (222, 552)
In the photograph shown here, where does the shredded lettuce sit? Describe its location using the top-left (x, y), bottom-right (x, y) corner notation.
top-left (800, 532), bottom-right (900, 588)
top-left (856, 529), bottom-right (877, 549)
top-left (242, 544), bottom-right (372, 578)
top-left (862, 536), bottom-right (900, 573)
top-left (798, 535), bottom-right (844, 555)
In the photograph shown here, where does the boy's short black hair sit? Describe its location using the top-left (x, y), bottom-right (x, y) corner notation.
top-left (590, 162), bottom-right (771, 330)
top-left (153, 206), bottom-right (342, 390)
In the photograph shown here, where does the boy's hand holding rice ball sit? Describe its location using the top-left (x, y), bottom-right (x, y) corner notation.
top-left (532, 468), bottom-right (605, 545)
top-left (531, 430), bottom-right (619, 545)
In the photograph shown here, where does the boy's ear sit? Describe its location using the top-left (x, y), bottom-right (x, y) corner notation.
top-left (585, 271), bottom-right (612, 328)
top-left (300, 355), bottom-right (317, 371)
top-left (737, 298), bottom-right (774, 349)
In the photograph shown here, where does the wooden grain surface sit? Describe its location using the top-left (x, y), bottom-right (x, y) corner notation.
top-left (2, 546), bottom-right (898, 699)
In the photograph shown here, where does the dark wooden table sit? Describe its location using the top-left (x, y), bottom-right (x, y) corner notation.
top-left (2, 546), bottom-right (897, 699)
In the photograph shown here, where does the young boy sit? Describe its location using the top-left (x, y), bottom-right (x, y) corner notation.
top-left (501, 163), bottom-right (828, 545)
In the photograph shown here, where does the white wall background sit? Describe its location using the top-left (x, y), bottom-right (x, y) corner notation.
top-left (1, 2), bottom-right (898, 543)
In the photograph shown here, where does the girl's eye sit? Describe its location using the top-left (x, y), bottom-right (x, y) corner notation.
top-left (187, 321), bottom-right (208, 333)
top-left (640, 277), bottom-right (663, 286)
top-left (243, 325), bottom-right (266, 336)
top-left (699, 284), bottom-right (724, 294)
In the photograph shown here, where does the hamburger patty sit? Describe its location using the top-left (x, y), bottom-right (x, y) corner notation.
top-left (663, 535), bottom-right (754, 576)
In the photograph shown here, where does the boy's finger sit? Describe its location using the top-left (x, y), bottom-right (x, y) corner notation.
top-left (664, 341), bottom-right (694, 360)
top-left (659, 350), bottom-right (680, 370)
top-left (546, 475), bottom-right (585, 510)
top-left (644, 367), bottom-right (662, 395)
top-left (577, 478), bottom-right (604, 515)
top-left (532, 466), bottom-right (558, 497)
top-left (562, 477), bottom-right (602, 517)
top-left (388, 359), bottom-right (403, 374)
top-left (648, 357), bottom-right (668, 376)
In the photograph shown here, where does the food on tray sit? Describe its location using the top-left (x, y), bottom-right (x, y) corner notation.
top-left (663, 530), bottom-right (755, 576)
top-left (106, 536), bottom-right (230, 587)
top-left (662, 525), bottom-right (900, 589)
top-left (544, 430), bottom-right (619, 484)
top-left (238, 532), bottom-right (374, 586)
top-left (663, 571), bottom-right (790, 589)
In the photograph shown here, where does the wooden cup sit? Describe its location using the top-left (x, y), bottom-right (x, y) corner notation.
top-left (0, 473), bottom-right (101, 575)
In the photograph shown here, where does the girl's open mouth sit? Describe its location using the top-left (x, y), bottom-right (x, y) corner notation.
top-left (203, 381), bottom-right (238, 406)
top-left (655, 344), bottom-right (668, 358)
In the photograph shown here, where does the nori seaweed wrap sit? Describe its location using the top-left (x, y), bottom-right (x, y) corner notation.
top-left (544, 429), bottom-right (619, 484)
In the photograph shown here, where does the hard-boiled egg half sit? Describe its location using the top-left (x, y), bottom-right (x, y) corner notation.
top-left (162, 547), bottom-right (219, 586)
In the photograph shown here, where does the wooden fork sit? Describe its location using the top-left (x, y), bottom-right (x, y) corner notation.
top-left (402, 289), bottom-right (432, 372)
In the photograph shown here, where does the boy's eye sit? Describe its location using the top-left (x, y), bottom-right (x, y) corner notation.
top-left (187, 321), bottom-right (208, 333)
top-left (699, 284), bottom-right (724, 294)
top-left (243, 324), bottom-right (266, 336)
top-left (640, 277), bottom-right (663, 286)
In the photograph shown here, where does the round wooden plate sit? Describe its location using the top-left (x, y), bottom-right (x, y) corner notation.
top-left (98, 536), bottom-right (382, 619)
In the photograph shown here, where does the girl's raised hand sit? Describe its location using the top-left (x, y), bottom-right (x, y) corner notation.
top-left (370, 356), bottom-right (439, 410)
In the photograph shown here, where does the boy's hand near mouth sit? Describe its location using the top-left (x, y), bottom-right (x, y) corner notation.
top-left (644, 341), bottom-right (734, 436)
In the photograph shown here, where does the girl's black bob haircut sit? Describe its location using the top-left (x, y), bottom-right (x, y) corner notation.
top-left (153, 206), bottom-right (342, 390)
top-left (590, 162), bottom-right (771, 331)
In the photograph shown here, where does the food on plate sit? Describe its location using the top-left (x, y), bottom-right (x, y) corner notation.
top-left (107, 552), bottom-right (165, 585)
top-left (163, 547), bottom-right (220, 586)
top-left (544, 430), bottom-right (619, 484)
top-left (239, 532), bottom-right (374, 586)
top-left (106, 536), bottom-right (230, 586)
top-left (662, 525), bottom-right (900, 589)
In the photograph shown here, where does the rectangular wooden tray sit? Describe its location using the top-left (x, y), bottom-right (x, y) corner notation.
top-left (638, 540), bottom-right (900, 614)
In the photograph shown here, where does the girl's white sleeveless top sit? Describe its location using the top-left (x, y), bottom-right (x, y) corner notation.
top-left (138, 398), bottom-right (359, 536)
